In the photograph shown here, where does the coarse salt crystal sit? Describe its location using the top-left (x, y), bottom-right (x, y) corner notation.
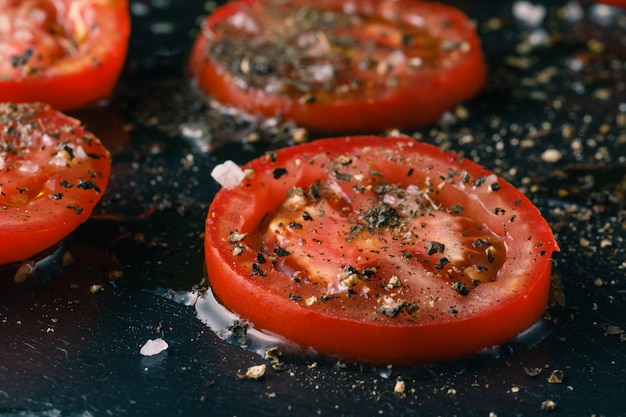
top-left (513, 1), bottom-right (546, 27)
top-left (211, 160), bottom-right (245, 189)
top-left (140, 338), bottom-right (169, 356)
top-left (541, 149), bottom-right (562, 163)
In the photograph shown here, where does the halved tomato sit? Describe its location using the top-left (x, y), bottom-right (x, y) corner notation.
top-left (190, 0), bottom-right (487, 134)
top-left (0, 0), bottom-right (131, 110)
top-left (205, 136), bottom-right (559, 364)
top-left (0, 102), bottom-right (111, 266)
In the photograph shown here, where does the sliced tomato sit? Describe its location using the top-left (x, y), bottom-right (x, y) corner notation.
top-left (205, 136), bottom-right (559, 364)
top-left (0, 0), bottom-right (131, 110)
top-left (190, 0), bottom-right (487, 134)
top-left (0, 102), bottom-right (111, 265)
top-left (594, 0), bottom-right (626, 6)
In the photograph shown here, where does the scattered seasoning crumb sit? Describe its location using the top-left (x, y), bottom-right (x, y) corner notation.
top-left (524, 367), bottom-right (543, 377)
top-left (265, 346), bottom-right (286, 371)
top-left (386, 275), bottom-right (402, 289)
top-left (541, 399), bottom-right (557, 412)
top-left (547, 369), bottom-right (564, 384)
top-left (14, 262), bottom-right (35, 283)
top-left (394, 380), bottom-right (406, 395)
top-left (238, 364), bottom-right (267, 380)
top-left (90, 284), bottom-right (104, 294)
top-left (541, 149), bottom-right (562, 163)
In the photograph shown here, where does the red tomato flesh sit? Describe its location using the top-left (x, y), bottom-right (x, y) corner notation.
top-left (0, 0), bottom-right (131, 110)
top-left (205, 136), bottom-right (559, 364)
top-left (595, 0), bottom-right (626, 6)
top-left (190, 0), bottom-right (487, 134)
top-left (0, 102), bottom-right (111, 265)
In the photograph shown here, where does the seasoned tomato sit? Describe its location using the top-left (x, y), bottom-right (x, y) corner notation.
top-left (190, 0), bottom-right (487, 134)
top-left (205, 136), bottom-right (559, 364)
top-left (595, 0), bottom-right (626, 6)
top-left (0, 102), bottom-right (111, 266)
top-left (0, 0), bottom-right (131, 110)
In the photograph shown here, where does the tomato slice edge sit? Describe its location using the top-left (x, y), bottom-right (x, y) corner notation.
top-left (0, 0), bottom-right (131, 110)
top-left (0, 102), bottom-right (111, 265)
top-left (205, 136), bottom-right (559, 364)
top-left (190, 0), bottom-right (487, 134)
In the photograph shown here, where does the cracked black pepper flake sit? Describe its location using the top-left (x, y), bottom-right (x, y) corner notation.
top-left (274, 247), bottom-right (290, 257)
top-left (309, 182), bottom-right (320, 199)
top-left (362, 267), bottom-right (377, 277)
top-left (251, 263), bottom-right (266, 277)
top-left (10, 48), bottom-right (33, 68)
top-left (288, 221), bottom-right (303, 229)
top-left (452, 281), bottom-right (469, 296)
top-left (426, 241), bottom-right (445, 255)
top-left (434, 257), bottom-right (449, 269)
top-left (333, 170), bottom-right (352, 181)
top-left (321, 294), bottom-right (340, 303)
top-left (473, 176), bottom-right (486, 187)
top-left (450, 204), bottom-right (464, 213)
top-left (256, 253), bottom-right (267, 264)
top-left (473, 238), bottom-right (490, 248)
top-left (61, 144), bottom-right (75, 160)
top-left (272, 167), bottom-right (288, 179)
top-left (489, 183), bottom-right (501, 192)
top-left (378, 299), bottom-right (406, 318)
top-left (66, 205), bottom-right (83, 215)
top-left (76, 180), bottom-right (101, 192)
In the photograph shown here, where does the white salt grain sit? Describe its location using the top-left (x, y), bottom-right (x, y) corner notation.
top-left (140, 338), bottom-right (169, 356)
top-left (211, 160), bottom-right (245, 189)
top-left (513, 1), bottom-right (546, 27)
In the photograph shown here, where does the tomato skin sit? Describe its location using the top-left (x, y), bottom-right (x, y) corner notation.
top-left (190, 0), bottom-right (487, 134)
top-left (205, 136), bottom-right (559, 364)
top-left (0, 0), bottom-right (131, 111)
top-left (595, 0), bottom-right (626, 6)
top-left (0, 102), bottom-right (111, 266)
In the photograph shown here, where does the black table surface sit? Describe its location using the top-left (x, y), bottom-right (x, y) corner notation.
top-left (1, 1), bottom-right (625, 416)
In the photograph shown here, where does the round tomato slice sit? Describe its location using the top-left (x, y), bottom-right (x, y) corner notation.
top-left (205, 136), bottom-right (559, 364)
top-left (595, 0), bottom-right (626, 6)
top-left (190, 0), bottom-right (487, 134)
top-left (0, 102), bottom-right (111, 266)
top-left (0, 0), bottom-right (131, 111)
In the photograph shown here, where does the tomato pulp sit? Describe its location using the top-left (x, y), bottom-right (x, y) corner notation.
top-left (0, 102), bottom-right (111, 266)
top-left (205, 136), bottom-right (559, 364)
top-left (190, 0), bottom-right (487, 134)
top-left (0, 0), bottom-right (131, 110)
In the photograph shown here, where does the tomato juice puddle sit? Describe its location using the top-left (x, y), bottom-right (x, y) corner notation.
top-left (162, 286), bottom-right (552, 366)
top-left (0, 241), bottom-right (68, 286)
